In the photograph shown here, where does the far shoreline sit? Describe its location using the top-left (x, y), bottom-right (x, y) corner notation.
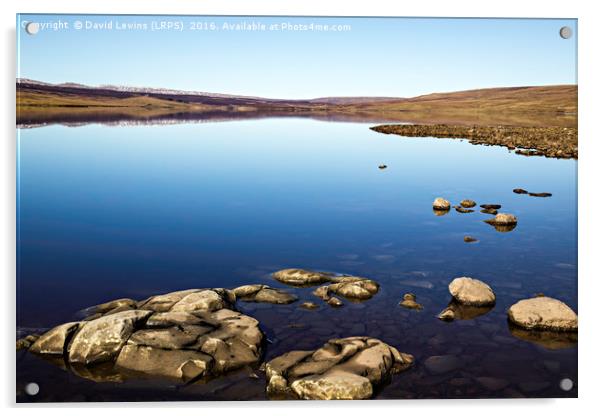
top-left (17, 80), bottom-right (577, 129)
top-left (370, 124), bottom-right (578, 159)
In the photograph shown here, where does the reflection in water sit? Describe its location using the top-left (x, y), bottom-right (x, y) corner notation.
top-left (508, 323), bottom-right (578, 350)
top-left (16, 119), bottom-right (577, 400)
top-left (485, 223), bottom-right (518, 233)
top-left (438, 299), bottom-right (494, 321)
top-left (432, 209), bottom-right (450, 217)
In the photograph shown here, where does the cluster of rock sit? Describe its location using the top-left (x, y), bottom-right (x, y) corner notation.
top-left (265, 337), bottom-right (414, 400)
top-left (432, 197), bottom-right (518, 233)
top-left (19, 288), bottom-right (264, 383)
top-left (513, 188), bottom-right (552, 198)
top-left (370, 124), bottom-right (578, 159)
top-left (17, 264), bottom-right (579, 398)
top-left (273, 268), bottom-right (379, 307)
top-left (433, 277), bottom-right (578, 347)
top-left (17, 280), bottom-right (419, 399)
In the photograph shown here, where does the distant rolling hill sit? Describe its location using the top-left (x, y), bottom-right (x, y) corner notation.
top-left (16, 79), bottom-right (577, 127)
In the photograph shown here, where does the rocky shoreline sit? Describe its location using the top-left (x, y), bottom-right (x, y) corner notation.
top-left (370, 124), bottom-right (578, 159)
top-left (17, 267), bottom-right (577, 400)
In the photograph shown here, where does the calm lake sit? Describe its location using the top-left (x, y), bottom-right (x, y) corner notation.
top-left (17, 118), bottom-right (577, 400)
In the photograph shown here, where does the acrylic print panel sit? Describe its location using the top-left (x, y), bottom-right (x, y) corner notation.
top-left (16, 15), bottom-right (577, 402)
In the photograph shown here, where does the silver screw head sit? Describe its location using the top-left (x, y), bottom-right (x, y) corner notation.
top-left (25, 22), bottom-right (39, 35)
top-left (559, 26), bottom-right (572, 39)
top-left (25, 382), bottom-right (39, 396)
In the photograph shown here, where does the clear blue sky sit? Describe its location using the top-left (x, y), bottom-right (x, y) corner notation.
top-left (17, 15), bottom-right (577, 99)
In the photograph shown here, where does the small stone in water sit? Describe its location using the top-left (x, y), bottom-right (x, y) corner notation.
top-left (484, 213), bottom-right (517, 225)
top-left (378, 164), bottom-right (387, 169)
top-left (433, 197), bottom-right (451, 211)
top-left (480, 204), bottom-right (501, 210)
top-left (513, 188), bottom-right (529, 194)
top-left (327, 297), bottom-right (343, 307)
top-left (424, 354), bottom-right (462, 375)
top-left (460, 199), bottom-right (476, 208)
top-left (528, 192), bottom-right (552, 197)
top-left (399, 293), bottom-right (423, 310)
top-left (463, 236), bottom-right (478, 243)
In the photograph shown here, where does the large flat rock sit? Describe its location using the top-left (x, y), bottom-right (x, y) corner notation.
top-left (24, 288), bottom-right (264, 383)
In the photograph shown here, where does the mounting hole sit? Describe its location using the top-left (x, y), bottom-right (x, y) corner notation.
top-left (25, 22), bottom-right (39, 35)
top-left (559, 26), bottom-right (572, 39)
top-left (559, 378), bottom-right (573, 391)
top-left (25, 382), bottom-right (39, 396)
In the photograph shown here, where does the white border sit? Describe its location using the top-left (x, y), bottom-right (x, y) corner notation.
top-left (2, 0), bottom-right (601, 414)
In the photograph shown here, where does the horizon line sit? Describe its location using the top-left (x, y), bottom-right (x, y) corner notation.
top-left (16, 77), bottom-right (578, 101)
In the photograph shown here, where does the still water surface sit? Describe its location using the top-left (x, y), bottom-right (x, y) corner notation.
top-left (17, 119), bottom-right (577, 400)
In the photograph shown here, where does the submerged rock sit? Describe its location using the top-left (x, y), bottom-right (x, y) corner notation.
top-left (264, 337), bottom-right (414, 400)
top-left (433, 197), bottom-right (451, 211)
top-left (327, 297), bottom-right (344, 308)
top-left (22, 288), bottom-right (264, 383)
top-left (424, 354), bottom-right (462, 375)
top-left (460, 199), bottom-right (477, 208)
top-left (454, 206), bottom-right (474, 214)
top-left (299, 301), bottom-right (319, 310)
top-left (399, 293), bottom-right (423, 310)
top-left (273, 269), bottom-right (333, 286)
top-left (476, 377), bottom-right (510, 391)
top-left (508, 296), bottom-right (577, 332)
top-left (232, 284), bottom-right (298, 304)
top-left (449, 277), bottom-right (496, 306)
top-left (16, 334), bottom-right (40, 351)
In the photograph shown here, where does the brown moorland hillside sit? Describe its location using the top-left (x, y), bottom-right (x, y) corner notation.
top-left (16, 80), bottom-right (576, 128)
